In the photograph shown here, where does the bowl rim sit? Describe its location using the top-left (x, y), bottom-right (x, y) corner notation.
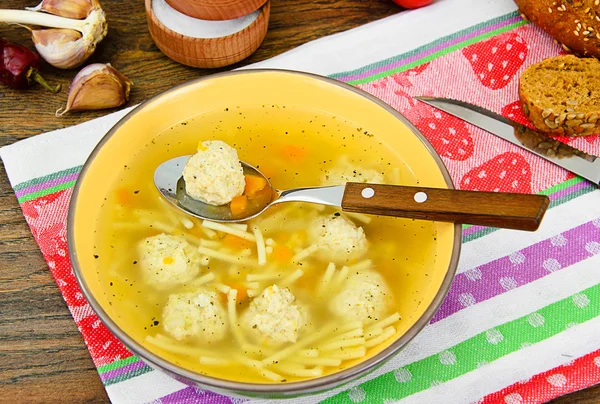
top-left (67, 68), bottom-right (462, 396)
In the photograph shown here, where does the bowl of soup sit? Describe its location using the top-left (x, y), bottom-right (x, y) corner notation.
top-left (68, 69), bottom-right (461, 397)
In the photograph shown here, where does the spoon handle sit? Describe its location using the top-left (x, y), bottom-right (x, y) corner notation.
top-left (341, 183), bottom-right (550, 231)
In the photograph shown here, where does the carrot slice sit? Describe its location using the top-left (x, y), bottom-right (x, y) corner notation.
top-left (229, 283), bottom-right (248, 302)
top-left (272, 245), bottom-right (293, 263)
top-left (230, 195), bottom-right (248, 217)
top-left (223, 233), bottom-right (253, 250)
top-left (244, 175), bottom-right (268, 199)
top-left (115, 187), bottom-right (133, 206)
top-left (281, 144), bottom-right (308, 163)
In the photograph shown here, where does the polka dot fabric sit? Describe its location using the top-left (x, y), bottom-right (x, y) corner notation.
top-left (20, 189), bottom-right (132, 368)
top-left (481, 349), bottom-right (600, 404)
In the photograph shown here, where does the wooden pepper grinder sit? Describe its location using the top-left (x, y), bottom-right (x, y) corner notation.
top-left (146, 0), bottom-right (270, 68)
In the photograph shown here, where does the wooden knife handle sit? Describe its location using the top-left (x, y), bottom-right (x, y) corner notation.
top-left (341, 183), bottom-right (550, 231)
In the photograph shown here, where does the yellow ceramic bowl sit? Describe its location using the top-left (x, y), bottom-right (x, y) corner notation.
top-left (68, 70), bottom-right (461, 398)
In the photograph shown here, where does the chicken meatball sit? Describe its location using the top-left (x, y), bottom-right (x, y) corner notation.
top-left (309, 214), bottom-right (368, 263)
top-left (138, 233), bottom-right (201, 289)
top-left (182, 140), bottom-right (245, 206)
top-left (162, 290), bottom-right (227, 343)
top-left (330, 271), bottom-right (393, 323)
top-left (241, 285), bottom-right (307, 345)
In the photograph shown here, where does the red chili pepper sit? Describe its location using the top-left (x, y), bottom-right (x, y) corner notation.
top-left (0, 38), bottom-right (61, 92)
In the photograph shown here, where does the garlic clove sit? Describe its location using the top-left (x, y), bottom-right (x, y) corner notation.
top-left (26, 0), bottom-right (98, 19)
top-left (31, 28), bottom-right (92, 69)
top-left (57, 63), bottom-right (133, 116)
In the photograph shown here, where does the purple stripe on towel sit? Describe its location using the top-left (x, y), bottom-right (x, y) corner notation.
top-left (158, 386), bottom-right (235, 404)
top-left (549, 180), bottom-right (589, 202)
top-left (100, 360), bottom-right (146, 381)
top-left (14, 172), bottom-right (79, 198)
top-left (431, 218), bottom-right (600, 323)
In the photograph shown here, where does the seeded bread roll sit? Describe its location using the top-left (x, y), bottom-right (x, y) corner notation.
top-left (514, 0), bottom-right (600, 58)
top-left (519, 55), bottom-right (600, 136)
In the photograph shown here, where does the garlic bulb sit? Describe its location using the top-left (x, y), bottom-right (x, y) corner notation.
top-left (0, 3), bottom-right (107, 69)
top-left (57, 63), bottom-right (133, 116)
top-left (26, 0), bottom-right (97, 20)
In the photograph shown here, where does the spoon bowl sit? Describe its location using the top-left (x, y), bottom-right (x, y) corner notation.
top-left (154, 155), bottom-right (276, 222)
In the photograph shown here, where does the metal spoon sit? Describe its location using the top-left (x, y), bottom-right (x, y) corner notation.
top-left (154, 156), bottom-right (551, 231)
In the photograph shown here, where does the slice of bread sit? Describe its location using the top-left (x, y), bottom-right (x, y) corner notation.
top-left (519, 55), bottom-right (600, 136)
top-left (514, 0), bottom-right (600, 58)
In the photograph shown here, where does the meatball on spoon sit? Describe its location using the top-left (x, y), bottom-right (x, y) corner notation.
top-left (155, 155), bottom-right (550, 231)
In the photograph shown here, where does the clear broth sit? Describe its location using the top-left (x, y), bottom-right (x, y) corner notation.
top-left (95, 105), bottom-right (438, 383)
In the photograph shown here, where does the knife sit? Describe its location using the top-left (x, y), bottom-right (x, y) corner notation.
top-left (414, 96), bottom-right (600, 186)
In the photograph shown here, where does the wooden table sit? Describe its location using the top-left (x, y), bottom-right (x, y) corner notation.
top-left (0, 0), bottom-right (598, 402)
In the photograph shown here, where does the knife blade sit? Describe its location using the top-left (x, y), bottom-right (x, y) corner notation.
top-left (414, 96), bottom-right (600, 186)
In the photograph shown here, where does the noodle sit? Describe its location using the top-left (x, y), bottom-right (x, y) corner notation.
top-left (227, 223), bottom-right (248, 232)
top-left (202, 220), bottom-right (256, 242)
top-left (197, 246), bottom-right (256, 266)
top-left (292, 244), bottom-right (318, 262)
top-left (201, 226), bottom-right (218, 239)
top-left (365, 312), bottom-right (401, 335)
top-left (317, 262), bottom-right (336, 296)
top-left (227, 289), bottom-right (246, 346)
top-left (253, 226), bottom-right (267, 266)
top-left (349, 259), bottom-right (373, 272)
top-left (318, 337), bottom-right (365, 351)
top-left (272, 364), bottom-right (323, 377)
top-left (199, 239), bottom-right (221, 248)
top-left (184, 272), bottom-right (215, 288)
top-left (365, 326), bottom-right (396, 348)
top-left (288, 356), bottom-right (342, 367)
top-left (281, 269), bottom-right (304, 287)
top-left (262, 323), bottom-right (339, 365)
top-left (327, 347), bottom-right (366, 360)
top-left (330, 265), bottom-right (349, 290)
top-left (181, 217), bottom-right (194, 229)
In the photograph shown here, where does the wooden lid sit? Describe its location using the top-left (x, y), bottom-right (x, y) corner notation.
top-left (146, 0), bottom-right (270, 68)
top-left (164, 0), bottom-right (267, 21)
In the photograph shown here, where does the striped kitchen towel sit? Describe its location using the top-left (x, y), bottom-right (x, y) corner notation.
top-left (1, 0), bottom-right (599, 403)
